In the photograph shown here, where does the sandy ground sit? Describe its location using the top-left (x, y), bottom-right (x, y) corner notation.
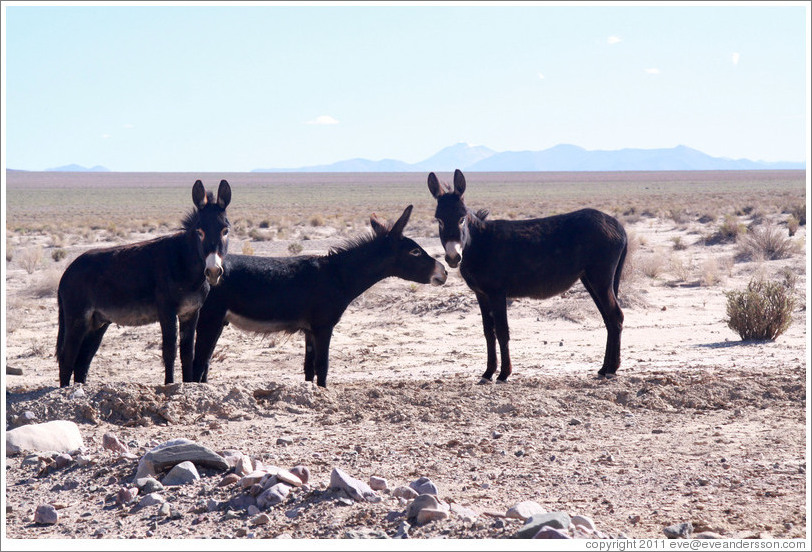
top-left (3, 213), bottom-right (808, 544)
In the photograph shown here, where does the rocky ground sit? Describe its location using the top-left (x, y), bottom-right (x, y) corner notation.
top-left (3, 214), bottom-right (808, 545)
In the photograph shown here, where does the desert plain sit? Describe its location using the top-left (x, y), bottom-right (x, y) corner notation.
top-left (3, 169), bottom-right (808, 543)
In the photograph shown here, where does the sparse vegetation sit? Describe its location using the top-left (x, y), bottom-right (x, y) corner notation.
top-left (288, 241), bottom-right (303, 255)
top-left (309, 214), bottom-right (325, 227)
top-left (787, 215), bottom-right (799, 237)
top-left (725, 278), bottom-right (795, 341)
top-left (241, 241), bottom-right (255, 256)
top-left (18, 246), bottom-right (43, 274)
top-left (670, 236), bottom-right (687, 251)
top-left (706, 214), bottom-right (747, 245)
top-left (735, 223), bottom-right (795, 262)
top-left (51, 248), bottom-right (67, 262)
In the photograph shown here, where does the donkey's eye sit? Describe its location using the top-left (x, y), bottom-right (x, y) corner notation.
top-left (196, 229), bottom-right (205, 241)
top-left (458, 216), bottom-right (466, 226)
top-left (409, 248), bottom-right (422, 257)
top-left (221, 228), bottom-right (229, 237)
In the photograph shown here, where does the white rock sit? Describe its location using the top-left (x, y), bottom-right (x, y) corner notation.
top-left (369, 476), bottom-right (388, 491)
top-left (392, 486), bottom-right (419, 500)
top-left (571, 514), bottom-right (596, 531)
top-left (235, 454), bottom-right (253, 476)
top-left (329, 467), bottom-right (380, 503)
top-left (162, 461), bottom-right (200, 486)
top-left (6, 421), bottom-right (84, 455)
top-left (138, 493), bottom-right (166, 508)
top-left (506, 500), bottom-right (547, 520)
top-left (240, 470), bottom-right (270, 489)
top-left (409, 476), bottom-right (439, 496)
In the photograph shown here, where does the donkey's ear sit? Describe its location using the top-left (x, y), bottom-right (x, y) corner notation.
top-left (453, 169), bottom-right (466, 197)
top-left (390, 205), bottom-right (413, 238)
top-left (427, 172), bottom-right (442, 198)
top-left (370, 214), bottom-right (388, 236)
top-left (192, 180), bottom-right (207, 209)
top-left (216, 179), bottom-right (232, 209)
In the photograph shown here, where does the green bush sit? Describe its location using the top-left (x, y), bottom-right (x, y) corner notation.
top-left (725, 279), bottom-right (795, 341)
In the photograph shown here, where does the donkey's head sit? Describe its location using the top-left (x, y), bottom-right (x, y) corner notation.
top-left (187, 179), bottom-right (232, 286)
top-left (428, 169), bottom-right (471, 268)
top-left (370, 205), bottom-right (447, 286)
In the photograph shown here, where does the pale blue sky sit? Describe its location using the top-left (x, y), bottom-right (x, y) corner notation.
top-left (2, 2), bottom-right (809, 172)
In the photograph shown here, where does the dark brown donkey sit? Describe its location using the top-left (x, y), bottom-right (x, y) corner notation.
top-left (56, 180), bottom-right (232, 386)
top-left (428, 169), bottom-right (627, 382)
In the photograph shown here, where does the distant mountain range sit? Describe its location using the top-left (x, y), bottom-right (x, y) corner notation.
top-left (253, 143), bottom-right (805, 172)
top-left (45, 164), bottom-right (110, 172)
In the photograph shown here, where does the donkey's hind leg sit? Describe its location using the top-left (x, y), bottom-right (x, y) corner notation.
top-left (73, 322), bottom-right (110, 384)
top-left (58, 318), bottom-right (90, 387)
top-left (178, 312), bottom-right (199, 383)
top-left (303, 331), bottom-right (316, 383)
top-left (581, 271), bottom-right (624, 377)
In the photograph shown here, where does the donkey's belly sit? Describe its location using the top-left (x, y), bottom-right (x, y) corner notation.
top-left (97, 306), bottom-right (158, 327)
top-left (225, 311), bottom-right (309, 334)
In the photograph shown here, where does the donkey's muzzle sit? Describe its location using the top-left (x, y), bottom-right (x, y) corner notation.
top-left (431, 262), bottom-right (448, 286)
top-left (443, 241), bottom-right (462, 269)
top-left (205, 253), bottom-right (224, 286)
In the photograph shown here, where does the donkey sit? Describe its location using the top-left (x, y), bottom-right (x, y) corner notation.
top-left (192, 205), bottom-right (447, 387)
top-left (56, 179), bottom-right (232, 386)
top-left (428, 169), bottom-right (627, 382)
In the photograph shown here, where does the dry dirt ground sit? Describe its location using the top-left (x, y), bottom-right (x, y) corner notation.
top-left (3, 209), bottom-right (808, 545)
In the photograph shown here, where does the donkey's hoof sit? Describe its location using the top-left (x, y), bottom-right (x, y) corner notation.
top-left (478, 377), bottom-right (493, 385)
top-left (495, 378), bottom-right (509, 385)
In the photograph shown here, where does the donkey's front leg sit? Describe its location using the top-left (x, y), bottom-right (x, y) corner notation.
top-left (157, 307), bottom-right (179, 384)
top-left (178, 312), bottom-right (199, 383)
top-left (490, 292), bottom-right (512, 383)
top-left (311, 327), bottom-right (333, 388)
top-left (475, 292), bottom-right (498, 383)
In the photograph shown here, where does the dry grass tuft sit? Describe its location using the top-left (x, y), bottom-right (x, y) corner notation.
top-left (18, 246), bottom-right (43, 274)
top-left (735, 223), bottom-right (796, 262)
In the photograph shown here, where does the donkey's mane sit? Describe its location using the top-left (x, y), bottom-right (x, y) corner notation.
top-left (328, 229), bottom-right (386, 256)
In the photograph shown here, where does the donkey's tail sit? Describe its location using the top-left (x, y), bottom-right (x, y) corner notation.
top-left (56, 291), bottom-right (65, 363)
top-left (613, 238), bottom-right (628, 299)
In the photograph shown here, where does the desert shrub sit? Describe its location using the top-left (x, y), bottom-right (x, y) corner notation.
top-left (787, 215), bottom-right (799, 236)
top-left (51, 248), bottom-right (67, 262)
top-left (725, 279), bottom-right (795, 341)
top-left (259, 220), bottom-right (271, 229)
top-left (18, 246), bottom-right (43, 274)
top-left (638, 252), bottom-right (666, 279)
top-left (697, 212), bottom-right (717, 224)
top-left (241, 242), bottom-right (255, 256)
top-left (288, 242), bottom-right (303, 255)
top-left (667, 208), bottom-right (687, 224)
top-left (309, 214), bottom-right (325, 227)
top-left (787, 203), bottom-right (806, 226)
top-left (670, 236), bottom-right (688, 251)
top-left (699, 257), bottom-right (722, 287)
top-left (248, 228), bottom-right (273, 242)
top-left (706, 215), bottom-right (746, 245)
top-left (735, 224), bottom-right (795, 262)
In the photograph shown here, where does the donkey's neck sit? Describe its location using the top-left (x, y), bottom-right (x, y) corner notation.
top-left (327, 239), bottom-right (392, 302)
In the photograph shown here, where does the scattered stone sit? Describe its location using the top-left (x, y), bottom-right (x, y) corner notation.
top-left (162, 461), bottom-right (200, 486)
top-left (235, 454), bottom-right (253, 476)
top-left (394, 520), bottom-right (411, 539)
top-left (369, 476), bottom-right (388, 491)
top-left (235, 528), bottom-right (248, 537)
top-left (392, 486), bottom-right (419, 500)
top-left (249, 483), bottom-right (265, 497)
top-left (137, 493), bottom-right (166, 508)
top-left (407, 494), bottom-right (441, 519)
top-left (135, 439), bottom-right (227, 480)
top-left (70, 387), bottom-right (85, 399)
top-left (289, 465), bottom-right (310, 485)
top-left (6, 366), bottom-right (23, 376)
top-left (409, 476), bottom-right (439, 496)
top-left (664, 522), bottom-right (693, 539)
top-left (228, 494), bottom-right (257, 512)
top-left (416, 508), bottom-right (449, 524)
top-left (273, 468), bottom-right (303, 488)
top-left (207, 499), bottom-right (221, 512)
top-left (450, 503), bottom-right (478, 523)
top-left (53, 453), bottom-right (73, 469)
top-left (34, 504), bottom-right (59, 525)
top-left (515, 512), bottom-right (572, 538)
top-left (250, 513), bottom-right (271, 526)
top-left (568, 418), bottom-right (583, 426)
top-left (240, 470), bottom-right (269, 489)
top-left (158, 503), bottom-right (172, 517)
top-left (75, 455), bottom-right (95, 467)
top-left (247, 505), bottom-right (260, 516)
top-left (571, 514), bottom-right (597, 531)
top-left (103, 432), bottom-right (129, 455)
top-left (506, 500), bottom-right (546, 520)
top-left (116, 487), bottom-right (139, 505)
top-left (694, 532), bottom-right (724, 539)
top-left (329, 467), bottom-right (381, 503)
top-left (534, 527), bottom-right (572, 539)
top-left (218, 473), bottom-right (241, 487)
top-left (135, 477), bottom-right (164, 494)
top-left (257, 483), bottom-right (290, 509)
top-left (6, 420), bottom-right (84, 455)
top-left (276, 437), bottom-right (293, 446)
